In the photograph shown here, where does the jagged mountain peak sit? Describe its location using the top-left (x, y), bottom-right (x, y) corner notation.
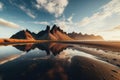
top-left (50, 25), bottom-right (67, 34)
top-left (50, 25), bottom-right (58, 33)
top-left (46, 25), bottom-right (50, 31)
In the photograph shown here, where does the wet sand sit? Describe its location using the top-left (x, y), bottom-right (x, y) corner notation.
top-left (0, 55), bottom-right (120, 80)
top-left (72, 45), bottom-right (120, 67)
top-left (70, 56), bottom-right (120, 80)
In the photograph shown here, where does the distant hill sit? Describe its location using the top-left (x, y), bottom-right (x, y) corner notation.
top-left (10, 25), bottom-right (103, 41)
top-left (68, 32), bottom-right (103, 41)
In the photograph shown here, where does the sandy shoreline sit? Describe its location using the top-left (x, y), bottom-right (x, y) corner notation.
top-left (0, 39), bottom-right (120, 48)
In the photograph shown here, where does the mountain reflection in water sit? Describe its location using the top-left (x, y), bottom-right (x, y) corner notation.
top-left (13, 42), bottom-right (71, 56)
top-left (0, 43), bottom-right (120, 80)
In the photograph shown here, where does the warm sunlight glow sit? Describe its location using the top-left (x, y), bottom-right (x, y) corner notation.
top-left (99, 31), bottom-right (120, 40)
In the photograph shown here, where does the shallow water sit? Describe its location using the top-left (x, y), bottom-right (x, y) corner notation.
top-left (0, 43), bottom-right (120, 80)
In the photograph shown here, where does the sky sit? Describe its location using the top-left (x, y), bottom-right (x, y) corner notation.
top-left (0, 0), bottom-right (120, 40)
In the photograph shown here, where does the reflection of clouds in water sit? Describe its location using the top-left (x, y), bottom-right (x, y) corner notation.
top-left (0, 52), bottom-right (26, 65)
top-left (20, 48), bottom-right (49, 60)
top-left (82, 47), bottom-right (107, 54)
top-left (0, 45), bottom-right (27, 65)
top-left (28, 48), bottom-right (46, 54)
top-left (0, 46), bottom-right (22, 57)
top-left (59, 48), bottom-right (96, 59)
top-left (81, 46), bottom-right (120, 55)
top-left (56, 51), bottom-right (68, 59)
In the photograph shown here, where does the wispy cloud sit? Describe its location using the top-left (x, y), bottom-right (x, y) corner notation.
top-left (113, 25), bottom-right (120, 30)
top-left (0, 18), bottom-right (20, 28)
top-left (106, 25), bottom-right (120, 31)
top-left (0, 2), bottom-right (3, 10)
top-left (47, 0), bottom-right (120, 34)
top-left (53, 15), bottom-right (78, 33)
top-left (79, 0), bottom-right (120, 26)
top-left (67, 15), bottom-right (73, 23)
top-left (8, 0), bottom-right (36, 19)
top-left (19, 5), bottom-right (36, 19)
top-left (34, 21), bottom-right (50, 25)
top-left (36, 0), bottom-right (68, 17)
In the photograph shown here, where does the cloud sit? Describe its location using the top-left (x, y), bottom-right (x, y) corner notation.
top-left (52, 0), bottom-right (120, 37)
top-left (79, 0), bottom-right (120, 26)
top-left (106, 25), bottom-right (120, 31)
top-left (8, 0), bottom-right (36, 19)
top-left (67, 14), bottom-right (73, 23)
top-left (19, 5), bottom-right (36, 19)
top-left (0, 18), bottom-right (20, 28)
top-left (36, 0), bottom-right (68, 17)
top-left (113, 25), bottom-right (120, 30)
top-left (0, 2), bottom-right (3, 10)
top-left (53, 15), bottom-right (78, 33)
top-left (34, 21), bottom-right (50, 25)
top-left (54, 19), bottom-right (69, 31)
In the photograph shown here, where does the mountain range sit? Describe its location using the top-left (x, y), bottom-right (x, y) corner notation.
top-left (68, 32), bottom-right (103, 41)
top-left (10, 25), bottom-right (103, 41)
